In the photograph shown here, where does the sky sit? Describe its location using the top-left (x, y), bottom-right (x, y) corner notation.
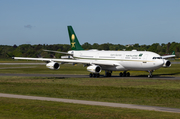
top-left (0, 0), bottom-right (180, 46)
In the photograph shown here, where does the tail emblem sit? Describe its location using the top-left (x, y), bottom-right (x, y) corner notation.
top-left (71, 34), bottom-right (75, 48)
top-left (71, 34), bottom-right (75, 41)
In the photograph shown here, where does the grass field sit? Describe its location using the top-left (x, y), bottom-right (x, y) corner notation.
top-left (0, 62), bottom-right (180, 118)
top-left (1, 76), bottom-right (180, 108)
top-left (1, 97), bottom-right (180, 119)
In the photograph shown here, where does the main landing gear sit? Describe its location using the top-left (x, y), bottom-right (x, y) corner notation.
top-left (119, 71), bottom-right (130, 77)
top-left (89, 71), bottom-right (131, 78)
top-left (105, 71), bottom-right (112, 77)
top-left (148, 70), bottom-right (153, 78)
top-left (89, 73), bottom-right (100, 78)
top-left (105, 71), bottom-right (130, 77)
top-left (89, 70), bottom-right (153, 78)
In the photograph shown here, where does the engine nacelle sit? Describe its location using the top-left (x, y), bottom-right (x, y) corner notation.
top-left (46, 61), bottom-right (60, 70)
top-left (87, 65), bottom-right (101, 73)
top-left (163, 60), bottom-right (171, 68)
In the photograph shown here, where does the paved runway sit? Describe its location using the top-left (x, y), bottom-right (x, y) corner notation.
top-left (0, 93), bottom-right (180, 113)
top-left (172, 62), bottom-right (180, 64)
top-left (0, 73), bottom-right (89, 78)
top-left (0, 73), bottom-right (179, 80)
top-left (0, 62), bottom-right (180, 80)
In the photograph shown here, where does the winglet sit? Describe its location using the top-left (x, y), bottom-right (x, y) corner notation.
top-left (67, 26), bottom-right (84, 50)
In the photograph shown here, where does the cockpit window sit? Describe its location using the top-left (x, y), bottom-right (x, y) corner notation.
top-left (152, 57), bottom-right (162, 59)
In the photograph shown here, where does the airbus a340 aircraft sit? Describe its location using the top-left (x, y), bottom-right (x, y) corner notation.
top-left (13, 26), bottom-right (175, 78)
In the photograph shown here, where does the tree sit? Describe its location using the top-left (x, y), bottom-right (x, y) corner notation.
top-left (147, 43), bottom-right (160, 53)
top-left (99, 43), bottom-right (110, 50)
top-left (0, 42), bottom-right (179, 59)
top-left (82, 42), bottom-right (92, 50)
top-left (166, 42), bottom-right (171, 53)
top-left (13, 44), bottom-right (17, 48)
top-left (92, 43), bottom-right (99, 49)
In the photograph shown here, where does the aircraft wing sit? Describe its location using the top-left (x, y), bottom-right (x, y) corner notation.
top-left (161, 55), bottom-right (175, 59)
top-left (13, 57), bottom-right (119, 66)
top-left (43, 49), bottom-right (72, 55)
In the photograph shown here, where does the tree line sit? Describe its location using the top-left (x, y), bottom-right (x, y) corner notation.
top-left (0, 42), bottom-right (180, 59)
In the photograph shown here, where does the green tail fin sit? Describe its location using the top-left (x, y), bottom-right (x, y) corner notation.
top-left (172, 51), bottom-right (175, 55)
top-left (67, 26), bottom-right (84, 50)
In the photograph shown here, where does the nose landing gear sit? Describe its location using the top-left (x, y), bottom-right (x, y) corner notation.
top-left (148, 70), bottom-right (153, 78)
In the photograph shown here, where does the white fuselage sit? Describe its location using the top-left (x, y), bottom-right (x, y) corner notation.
top-left (68, 50), bottom-right (165, 71)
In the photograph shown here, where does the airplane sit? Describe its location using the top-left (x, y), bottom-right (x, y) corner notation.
top-left (13, 26), bottom-right (175, 78)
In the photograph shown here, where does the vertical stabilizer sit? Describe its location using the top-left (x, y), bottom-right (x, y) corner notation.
top-left (67, 26), bottom-right (84, 50)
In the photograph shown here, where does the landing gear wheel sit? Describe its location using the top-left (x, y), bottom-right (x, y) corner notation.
top-left (89, 73), bottom-right (100, 78)
top-left (148, 70), bottom-right (153, 78)
top-left (89, 73), bottom-right (93, 77)
top-left (119, 71), bottom-right (130, 77)
top-left (105, 71), bottom-right (112, 77)
top-left (119, 72), bottom-right (123, 77)
top-left (93, 73), bottom-right (97, 77)
top-left (148, 74), bottom-right (153, 78)
top-left (97, 73), bottom-right (100, 77)
top-left (127, 72), bottom-right (130, 77)
top-left (123, 72), bottom-right (127, 77)
top-left (106, 73), bottom-right (111, 77)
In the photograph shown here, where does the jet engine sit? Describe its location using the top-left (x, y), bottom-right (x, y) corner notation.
top-left (46, 61), bottom-right (60, 70)
top-left (163, 60), bottom-right (171, 68)
top-left (87, 65), bottom-right (101, 73)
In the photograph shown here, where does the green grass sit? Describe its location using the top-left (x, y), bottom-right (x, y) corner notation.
top-left (1, 77), bottom-right (180, 109)
top-left (0, 61), bottom-right (180, 118)
top-left (0, 97), bottom-right (180, 119)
